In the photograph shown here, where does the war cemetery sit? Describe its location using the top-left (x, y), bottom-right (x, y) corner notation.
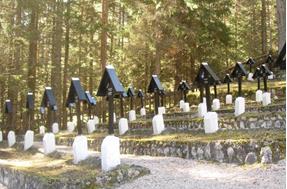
top-left (0, 0), bottom-right (286, 189)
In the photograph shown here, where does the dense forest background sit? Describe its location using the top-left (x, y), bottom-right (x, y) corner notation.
top-left (0, 0), bottom-right (285, 129)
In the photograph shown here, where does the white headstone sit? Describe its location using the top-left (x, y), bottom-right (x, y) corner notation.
top-left (43, 133), bottom-right (56, 155)
top-left (179, 100), bottom-right (185, 109)
top-left (203, 97), bottom-right (206, 104)
top-left (101, 135), bottom-right (121, 171)
top-left (152, 114), bottom-right (165, 135)
top-left (204, 112), bottom-right (219, 134)
top-left (24, 130), bottom-right (34, 151)
top-left (158, 107), bottom-right (166, 115)
top-left (7, 131), bottom-right (16, 147)
top-left (128, 110), bottom-right (136, 122)
top-left (183, 102), bottom-right (190, 112)
top-left (212, 98), bottom-right (220, 110)
top-left (225, 94), bottom-right (232, 104)
top-left (247, 73), bottom-right (254, 81)
top-left (268, 73), bottom-right (274, 80)
top-left (94, 116), bottom-right (99, 125)
top-left (262, 92), bottom-right (271, 106)
top-left (118, 118), bottom-right (128, 135)
top-left (234, 97), bottom-right (245, 116)
top-left (0, 131), bottom-right (2, 142)
top-left (72, 135), bottom-right (89, 164)
top-left (198, 102), bottom-right (207, 117)
top-left (67, 121), bottom-right (76, 133)
top-left (113, 113), bottom-right (117, 123)
top-left (140, 108), bottom-right (146, 116)
top-left (39, 126), bottom-right (46, 135)
top-left (87, 119), bottom-right (96, 134)
top-left (52, 123), bottom-right (59, 134)
top-left (256, 90), bottom-right (263, 102)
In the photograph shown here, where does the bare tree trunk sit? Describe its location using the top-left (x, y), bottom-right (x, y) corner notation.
top-left (62, 0), bottom-right (70, 129)
top-left (276, 0), bottom-right (286, 50)
top-left (51, 0), bottom-right (63, 126)
top-left (261, 0), bottom-right (268, 54)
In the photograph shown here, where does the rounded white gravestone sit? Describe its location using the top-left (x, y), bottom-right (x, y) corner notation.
top-left (235, 97), bottom-right (245, 117)
top-left (101, 135), bottom-right (121, 171)
top-left (67, 121), bottom-right (76, 133)
top-left (87, 119), bottom-right (96, 134)
top-left (203, 97), bottom-right (207, 104)
top-left (256, 90), bottom-right (263, 102)
top-left (268, 72), bottom-right (274, 80)
top-left (152, 114), bottom-right (165, 135)
top-left (94, 116), bottom-right (99, 125)
top-left (179, 100), bottom-right (185, 109)
top-left (183, 102), bottom-right (190, 112)
top-left (113, 113), bottom-right (117, 123)
top-left (52, 123), bottom-right (59, 134)
top-left (0, 131), bottom-right (2, 142)
top-left (158, 107), bottom-right (166, 115)
top-left (43, 133), bottom-right (56, 155)
top-left (247, 73), bottom-right (254, 81)
top-left (225, 94), bottom-right (232, 104)
top-left (212, 99), bottom-right (220, 110)
top-left (39, 126), bottom-right (46, 135)
top-left (24, 130), bottom-right (34, 151)
top-left (72, 135), bottom-right (89, 164)
top-left (140, 108), bottom-right (146, 116)
top-left (262, 92), bottom-right (271, 106)
top-left (129, 110), bottom-right (136, 122)
top-left (204, 112), bottom-right (219, 134)
top-left (8, 131), bottom-right (16, 147)
top-left (198, 102), bottom-right (207, 118)
top-left (118, 118), bottom-right (129, 135)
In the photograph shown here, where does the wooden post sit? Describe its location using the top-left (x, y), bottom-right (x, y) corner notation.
top-left (214, 84), bottom-right (217, 98)
top-left (76, 99), bottom-right (82, 135)
top-left (108, 88), bottom-right (114, 134)
top-left (204, 79), bottom-right (211, 112)
top-left (227, 82), bottom-right (230, 94)
top-left (257, 78), bottom-right (260, 90)
top-left (238, 76), bottom-right (242, 97)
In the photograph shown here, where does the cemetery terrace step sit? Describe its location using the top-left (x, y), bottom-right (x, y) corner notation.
top-left (54, 129), bottom-right (285, 165)
top-left (0, 144), bottom-right (150, 189)
top-left (97, 111), bottom-right (286, 131)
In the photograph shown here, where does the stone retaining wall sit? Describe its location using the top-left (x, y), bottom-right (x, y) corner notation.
top-left (56, 135), bottom-right (285, 165)
top-left (98, 112), bottom-right (286, 131)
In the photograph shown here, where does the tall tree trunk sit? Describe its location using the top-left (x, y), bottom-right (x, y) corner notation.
top-left (261, 0), bottom-right (268, 54)
top-left (100, 0), bottom-right (109, 123)
top-left (51, 0), bottom-right (63, 126)
top-left (62, 0), bottom-right (70, 129)
top-left (276, 0), bottom-right (286, 50)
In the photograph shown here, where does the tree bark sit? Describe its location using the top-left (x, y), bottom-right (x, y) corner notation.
top-left (51, 0), bottom-right (63, 126)
top-left (276, 0), bottom-right (286, 50)
top-left (261, 0), bottom-right (268, 54)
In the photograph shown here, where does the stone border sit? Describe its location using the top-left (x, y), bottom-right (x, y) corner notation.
top-left (56, 136), bottom-right (285, 165)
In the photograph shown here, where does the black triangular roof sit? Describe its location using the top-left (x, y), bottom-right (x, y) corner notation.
top-left (260, 64), bottom-right (272, 76)
top-left (41, 87), bottom-right (57, 111)
top-left (177, 80), bottom-right (190, 91)
top-left (246, 57), bottom-right (256, 65)
top-left (223, 74), bottom-right (232, 83)
top-left (97, 65), bottom-right (125, 96)
top-left (85, 91), bottom-right (96, 106)
top-left (147, 75), bottom-right (164, 93)
top-left (66, 78), bottom-right (87, 105)
top-left (275, 43), bottom-right (286, 70)
top-left (230, 62), bottom-right (248, 78)
top-left (252, 67), bottom-right (262, 79)
top-left (26, 92), bottom-right (34, 110)
top-left (137, 89), bottom-right (144, 98)
top-left (195, 63), bottom-right (220, 85)
top-left (127, 87), bottom-right (135, 97)
top-left (5, 100), bottom-right (12, 114)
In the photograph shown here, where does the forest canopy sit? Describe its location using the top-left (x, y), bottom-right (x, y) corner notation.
top-left (0, 0), bottom-right (284, 128)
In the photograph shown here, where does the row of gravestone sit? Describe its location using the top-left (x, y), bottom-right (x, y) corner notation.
top-left (0, 50), bottom-right (285, 171)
